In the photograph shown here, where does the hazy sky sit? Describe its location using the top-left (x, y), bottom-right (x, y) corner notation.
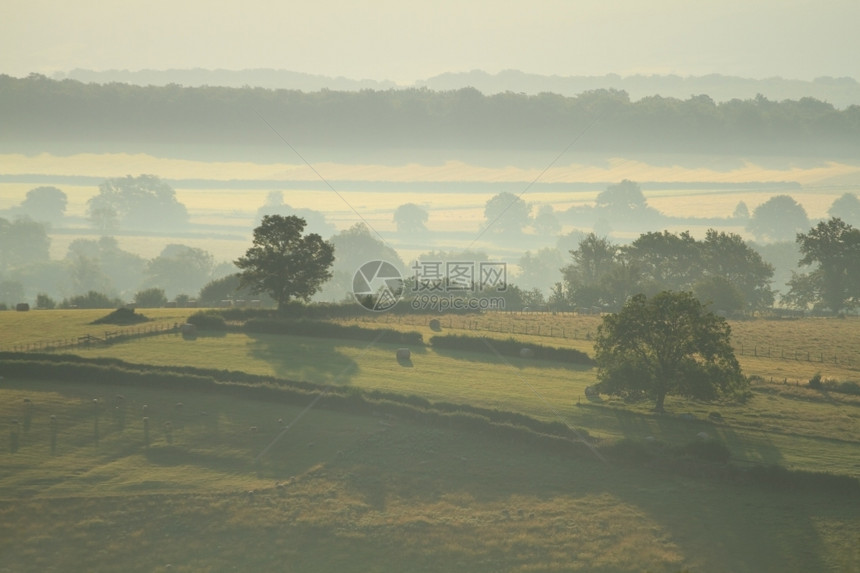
top-left (2, 0), bottom-right (858, 83)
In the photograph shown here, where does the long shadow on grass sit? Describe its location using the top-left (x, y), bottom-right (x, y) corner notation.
top-left (244, 332), bottom-right (363, 385)
top-left (602, 404), bottom-right (787, 467)
top-left (245, 332), bottom-right (431, 386)
top-left (303, 408), bottom-right (847, 572)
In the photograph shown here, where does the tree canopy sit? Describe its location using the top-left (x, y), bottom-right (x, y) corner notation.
top-left (594, 291), bottom-right (746, 412)
top-left (0, 217), bottom-right (51, 272)
top-left (145, 244), bottom-right (215, 299)
top-left (828, 193), bottom-right (860, 227)
top-left (393, 203), bottom-right (429, 234)
top-left (5, 75), bottom-right (860, 160)
top-left (747, 195), bottom-right (809, 242)
top-left (560, 229), bottom-right (774, 313)
top-left (784, 218), bottom-right (860, 313)
top-left (235, 215), bottom-right (335, 311)
top-left (16, 186), bottom-right (67, 224)
top-left (483, 192), bottom-right (532, 236)
top-left (86, 175), bottom-right (189, 232)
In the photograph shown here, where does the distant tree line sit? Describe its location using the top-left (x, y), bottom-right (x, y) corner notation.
top-left (2, 74), bottom-right (859, 158)
top-left (557, 229), bottom-right (776, 315)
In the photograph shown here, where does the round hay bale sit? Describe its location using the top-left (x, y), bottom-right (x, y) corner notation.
top-left (519, 347), bottom-right (535, 358)
top-left (428, 318), bottom-right (441, 331)
top-left (396, 348), bottom-right (411, 360)
top-left (696, 432), bottom-right (711, 441)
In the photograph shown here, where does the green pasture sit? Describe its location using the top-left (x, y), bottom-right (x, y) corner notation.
top-left (1, 308), bottom-right (860, 571)
top-left (45, 325), bottom-right (860, 477)
top-left (1, 378), bottom-right (858, 573)
top-left (0, 308), bottom-right (198, 350)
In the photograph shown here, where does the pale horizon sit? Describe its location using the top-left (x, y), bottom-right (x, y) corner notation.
top-left (3, 1), bottom-right (859, 84)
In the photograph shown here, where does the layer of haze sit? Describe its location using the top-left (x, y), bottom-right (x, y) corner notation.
top-left (3, 0), bottom-right (859, 82)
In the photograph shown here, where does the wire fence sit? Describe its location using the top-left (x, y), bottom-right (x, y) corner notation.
top-left (4, 312), bottom-right (858, 371)
top-left (348, 312), bottom-right (860, 371)
top-left (2, 322), bottom-right (180, 353)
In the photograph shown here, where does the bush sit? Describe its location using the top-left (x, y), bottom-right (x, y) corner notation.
top-left (808, 372), bottom-right (823, 389)
top-left (429, 334), bottom-right (594, 365)
top-left (35, 293), bottom-right (56, 309)
top-left (60, 291), bottom-right (124, 309)
top-left (91, 307), bottom-right (149, 325)
top-left (836, 381), bottom-right (860, 395)
top-left (186, 311), bottom-right (228, 331)
top-left (817, 377), bottom-right (860, 396)
top-left (133, 287), bottom-right (167, 308)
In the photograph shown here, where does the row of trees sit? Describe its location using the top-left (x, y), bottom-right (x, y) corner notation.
top-left (558, 217), bottom-right (860, 316)
top-left (10, 176), bottom-right (859, 252)
top-left (3, 75), bottom-right (860, 158)
top-left (0, 226), bottom-right (232, 306)
top-left (558, 230), bottom-right (775, 314)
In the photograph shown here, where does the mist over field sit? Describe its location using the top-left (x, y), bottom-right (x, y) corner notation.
top-left (1, 72), bottom-right (859, 308)
top-left (3, 5), bottom-right (860, 565)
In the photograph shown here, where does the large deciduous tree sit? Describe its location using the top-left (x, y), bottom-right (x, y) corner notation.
top-left (86, 175), bottom-right (188, 231)
top-left (235, 215), bottom-right (334, 311)
top-left (561, 233), bottom-right (627, 310)
top-left (18, 186), bottom-right (67, 224)
top-left (747, 195), bottom-right (809, 242)
top-left (699, 229), bottom-right (775, 311)
top-left (0, 217), bottom-right (51, 271)
top-left (393, 203), bottom-right (429, 234)
top-left (483, 192), bottom-right (531, 236)
top-left (594, 291), bottom-right (746, 412)
top-left (145, 244), bottom-right (215, 299)
top-left (828, 193), bottom-right (860, 227)
top-left (784, 218), bottom-right (860, 314)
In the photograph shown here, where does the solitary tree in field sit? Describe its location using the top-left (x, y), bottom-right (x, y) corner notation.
top-left (594, 291), bottom-right (746, 412)
top-left (235, 215), bottom-right (335, 311)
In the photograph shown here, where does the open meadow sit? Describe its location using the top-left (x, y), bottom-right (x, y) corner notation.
top-left (1, 308), bottom-right (859, 572)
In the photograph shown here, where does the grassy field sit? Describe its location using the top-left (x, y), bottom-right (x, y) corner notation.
top-left (1, 308), bottom-right (860, 571)
top-left (1, 378), bottom-right (858, 573)
top-left (4, 308), bottom-right (858, 475)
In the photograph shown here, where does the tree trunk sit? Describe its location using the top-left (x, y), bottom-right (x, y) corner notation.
top-left (654, 392), bottom-right (666, 413)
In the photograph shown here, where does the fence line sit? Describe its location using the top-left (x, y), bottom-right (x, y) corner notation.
top-left (346, 313), bottom-right (859, 370)
top-left (6, 313), bottom-right (857, 371)
top-left (2, 322), bottom-right (180, 353)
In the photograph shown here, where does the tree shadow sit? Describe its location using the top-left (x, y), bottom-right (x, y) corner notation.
top-left (244, 332), bottom-right (362, 385)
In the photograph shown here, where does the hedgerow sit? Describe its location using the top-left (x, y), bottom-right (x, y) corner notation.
top-left (429, 334), bottom-right (594, 366)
